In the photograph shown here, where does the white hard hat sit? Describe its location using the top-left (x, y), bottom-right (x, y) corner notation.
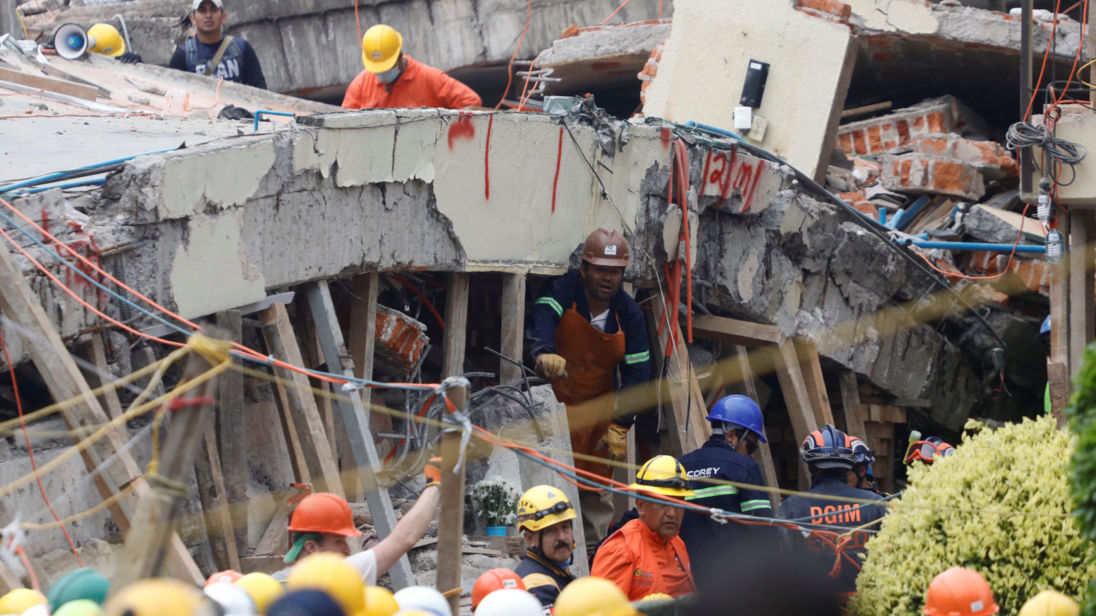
top-left (392, 586), bottom-right (451, 616)
top-left (474, 589), bottom-right (542, 616)
top-left (203, 583), bottom-right (257, 616)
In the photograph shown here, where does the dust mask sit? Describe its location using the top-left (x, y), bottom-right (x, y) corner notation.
top-left (375, 65), bottom-right (402, 84)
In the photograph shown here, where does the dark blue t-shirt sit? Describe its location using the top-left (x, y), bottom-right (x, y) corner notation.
top-left (169, 36), bottom-right (266, 89)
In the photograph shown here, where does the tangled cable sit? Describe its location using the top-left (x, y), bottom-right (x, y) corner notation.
top-left (1005, 120), bottom-right (1087, 166)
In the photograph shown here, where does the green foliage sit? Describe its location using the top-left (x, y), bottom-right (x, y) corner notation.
top-left (471, 476), bottom-right (520, 527)
top-left (1065, 340), bottom-right (1096, 615)
top-left (849, 415), bottom-right (1094, 616)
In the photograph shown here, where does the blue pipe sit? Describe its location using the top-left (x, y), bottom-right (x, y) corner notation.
top-left (0, 149), bottom-right (175, 194)
top-left (254, 110), bottom-right (295, 131)
top-left (681, 120), bottom-right (747, 144)
top-left (903, 239), bottom-right (1045, 254)
top-left (21, 178), bottom-right (107, 195)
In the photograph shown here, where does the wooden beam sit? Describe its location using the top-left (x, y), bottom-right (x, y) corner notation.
top-left (305, 281), bottom-right (413, 588)
top-left (112, 348), bottom-right (220, 591)
top-left (260, 304), bottom-right (344, 497)
top-left (838, 371), bottom-right (868, 441)
top-left (0, 66), bottom-right (99, 100)
top-left (79, 332), bottom-right (125, 420)
top-left (795, 340), bottom-right (835, 426)
top-left (732, 346), bottom-right (780, 510)
top-left (442, 273), bottom-right (470, 378)
top-left (771, 340), bottom-right (818, 490)
top-left (215, 310), bottom-right (249, 559)
top-left (691, 314), bottom-right (783, 347)
top-left (649, 291), bottom-right (710, 456)
top-left (269, 381), bottom-right (313, 484)
top-left (349, 272), bottom-right (390, 467)
top-left (499, 273), bottom-right (526, 383)
top-left (1069, 211), bottom-right (1095, 380)
top-left (436, 382), bottom-right (470, 616)
top-left (0, 239), bottom-right (202, 584)
top-left (195, 420), bottom-right (242, 572)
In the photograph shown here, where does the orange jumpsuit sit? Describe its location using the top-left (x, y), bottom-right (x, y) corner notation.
top-left (341, 56), bottom-right (482, 110)
top-left (590, 519), bottom-right (695, 601)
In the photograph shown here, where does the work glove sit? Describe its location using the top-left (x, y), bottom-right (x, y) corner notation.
top-left (116, 51), bottom-right (143, 64)
top-left (424, 457), bottom-right (442, 488)
top-left (535, 353), bottom-right (567, 379)
top-left (597, 423), bottom-right (629, 461)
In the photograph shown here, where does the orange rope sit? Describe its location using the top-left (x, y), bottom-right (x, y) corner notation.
top-left (494, 0), bottom-right (533, 111)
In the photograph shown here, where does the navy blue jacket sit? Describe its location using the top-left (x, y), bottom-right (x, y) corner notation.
top-left (514, 549), bottom-right (576, 611)
top-left (678, 437), bottom-right (772, 570)
top-left (526, 269), bottom-right (650, 426)
top-left (169, 35), bottom-right (267, 89)
top-left (776, 473), bottom-right (887, 599)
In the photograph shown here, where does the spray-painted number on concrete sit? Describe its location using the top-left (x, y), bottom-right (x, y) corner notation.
top-left (702, 149), bottom-right (766, 213)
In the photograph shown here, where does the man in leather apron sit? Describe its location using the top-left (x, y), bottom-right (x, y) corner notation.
top-left (526, 228), bottom-right (652, 551)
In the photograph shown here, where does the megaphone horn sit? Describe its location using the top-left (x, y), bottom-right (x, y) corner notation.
top-left (53, 23), bottom-right (88, 60)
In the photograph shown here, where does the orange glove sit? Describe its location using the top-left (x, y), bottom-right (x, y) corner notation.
top-left (535, 353), bottom-right (567, 379)
top-left (424, 457), bottom-right (442, 487)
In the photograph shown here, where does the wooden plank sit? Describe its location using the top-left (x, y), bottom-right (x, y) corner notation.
top-left (350, 273), bottom-right (390, 467)
top-left (215, 310), bottom-right (249, 559)
top-left (0, 239), bottom-right (202, 585)
top-left (0, 66), bottom-right (99, 100)
top-left (795, 340), bottom-right (835, 426)
top-left (649, 291), bottom-right (710, 456)
top-left (1048, 360), bottom-right (1070, 424)
top-left (195, 420), bottom-right (242, 572)
top-left (1069, 212), bottom-right (1095, 379)
top-left (499, 273), bottom-right (527, 383)
top-left (436, 383), bottom-right (470, 615)
top-left (81, 332), bottom-right (125, 420)
top-left (838, 371), bottom-right (868, 440)
top-left (732, 346), bottom-right (780, 510)
top-left (305, 281), bottom-right (413, 588)
top-left (269, 379), bottom-right (312, 484)
top-left (111, 349), bottom-right (220, 591)
top-left (1049, 208), bottom-right (1070, 418)
top-left (442, 273), bottom-right (470, 377)
top-left (254, 499), bottom-right (292, 558)
top-left (691, 314), bottom-right (783, 347)
top-left (260, 303), bottom-right (344, 497)
top-left (771, 340), bottom-right (818, 490)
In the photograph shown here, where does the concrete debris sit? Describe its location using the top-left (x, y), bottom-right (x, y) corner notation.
top-left (375, 306), bottom-right (429, 374)
top-left (836, 96), bottom-right (989, 157)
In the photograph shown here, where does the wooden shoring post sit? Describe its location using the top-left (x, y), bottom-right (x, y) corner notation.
top-left (1069, 211), bottom-right (1096, 415)
top-left (111, 345), bottom-right (221, 591)
top-left (79, 332), bottom-right (125, 420)
top-left (0, 239), bottom-right (202, 584)
top-left (837, 371), bottom-right (868, 440)
top-left (499, 273), bottom-right (527, 383)
top-left (648, 290), bottom-right (710, 456)
top-left (1049, 209), bottom-right (1070, 420)
top-left (260, 303), bottom-right (344, 496)
top-left (215, 309), bottom-right (249, 559)
top-left (442, 273), bottom-right (470, 378)
top-left (435, 382), bottom-right (470, 616)
top-left (350, 272), bottom-right (392, 464)
top-left (795, 339), bottom-right (835, 427)
top-left (771, 340), bottom-right (818, 490)
top-left (305, 281), bottom-right (413, 589)
top-left (731, 346), bottom-right (780, 510)
top-left (195, 419), bottom-right (242, 572)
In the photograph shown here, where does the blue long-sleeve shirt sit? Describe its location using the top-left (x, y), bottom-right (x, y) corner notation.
top-left (526, 270), bottom-right (651, 427)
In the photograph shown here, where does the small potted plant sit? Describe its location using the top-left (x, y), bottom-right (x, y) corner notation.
top-left (471, 476), bottom-right (520, 536)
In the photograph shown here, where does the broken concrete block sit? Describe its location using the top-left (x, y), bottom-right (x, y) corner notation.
top-left (375, 306), bottom-right (429, 374)
top-left (836, 95), bottom-right (987, 156)
top-left (963, 204), bottom-right (1044, 245)
top-left (967, 251), bottom-right (1050, 294)
top-left (878, 152), bottom-right (986, 200)
top-left (837, 191), bottom-right (878, 217)
top-left (909, 135), bottom-right (1017, 180)
top-left (698, 148), bottom-right (785, 214)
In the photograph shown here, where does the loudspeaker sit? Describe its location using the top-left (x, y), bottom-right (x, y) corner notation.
top-left (53, 23), bottom-right (88, 60)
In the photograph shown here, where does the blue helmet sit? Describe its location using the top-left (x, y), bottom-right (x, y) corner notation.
top-left (1039, 316), bottom-right (1051, 337)
top-left (849, 437), bottom-right (875, 475)
top-left (706, 395), bottom-right (766, 442)
top-left (800, 424), bottom-right (855, 470)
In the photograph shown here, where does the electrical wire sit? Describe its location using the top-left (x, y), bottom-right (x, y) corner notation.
top-left (494, 0), bottom-right (533, 111)
top-left (1006, 121), bottom-right (1087, 166)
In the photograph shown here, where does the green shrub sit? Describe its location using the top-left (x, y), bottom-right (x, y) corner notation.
top-left (1066, 341), bottom-right (1096, 615)
top-left (849, 415), bottom-right (1095, 615)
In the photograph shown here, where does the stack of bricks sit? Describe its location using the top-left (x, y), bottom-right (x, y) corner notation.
top-left (374, 305), bottom-right (429, 374)
top-left (835, 96), bottom-right (1014, 200)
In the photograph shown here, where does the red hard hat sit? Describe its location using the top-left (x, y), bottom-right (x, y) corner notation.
top-left (287, 492), bottom-right (362, 537)
top-left (581, 228), bottom-right (630, 267)
top-left (471, 568), bottom-right (525, 610)
top-left (923, 567), bottom-right (999, 616)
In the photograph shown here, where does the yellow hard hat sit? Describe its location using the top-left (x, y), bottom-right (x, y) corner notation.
top-left (362, 586), bottom-right (399, 616)
top-left (287, 553), bottom-right (365, 616)
top-left (1018, 590), bottom-right (1080, 616)
top-left (234, 572), bottom-right (285, 614)
top-left (555, 577), bottom-right (638, 616)
top-left (629, 455), bottom-right (695, 498)
top-left (638, 593), bottom-right (674, 602)
top-left (103, 579), bottom-right (213, 616)
top-left (87, 24), bottom-right (125, 57)
top-left (516, 485), bottom-right (576, 533)
top-left (361, 24), bottom-right (402, 73)
top-left (0, 589), bottom-right (46, 614)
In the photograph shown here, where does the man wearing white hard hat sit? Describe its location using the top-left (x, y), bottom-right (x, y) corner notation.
top-left (169, 0), bottom-right (266, 89)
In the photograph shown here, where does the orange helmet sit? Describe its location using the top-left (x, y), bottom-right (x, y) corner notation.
top-left (923, 567), bottom-right (999, 616)
top-left (582, 228), bottom-right (629, 267)
top-left (204, 569), bottom-right (242, 587)
top-left (288, 492), bottom-right (361, 537)
top-left (472, 569), bottom-right (525, 610)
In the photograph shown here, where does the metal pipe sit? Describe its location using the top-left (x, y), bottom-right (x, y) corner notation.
top-left (902, 239), bottom-right (1045, 254)
top-left (1020, 0), bottom-right (1033, 196)
top-left (253, 110), bottom-right (295, 131)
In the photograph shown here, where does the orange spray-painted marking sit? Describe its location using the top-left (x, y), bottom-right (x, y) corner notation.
top-left (551, 125), bottom-right (564, 213)
top-left (484, 114), bottom-right (494, 200)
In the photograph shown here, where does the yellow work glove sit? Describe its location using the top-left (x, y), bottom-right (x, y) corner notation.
top-left (535, 353), bottom-right (567, 379)
top-left (598, 423), bottom-right (630, 461)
